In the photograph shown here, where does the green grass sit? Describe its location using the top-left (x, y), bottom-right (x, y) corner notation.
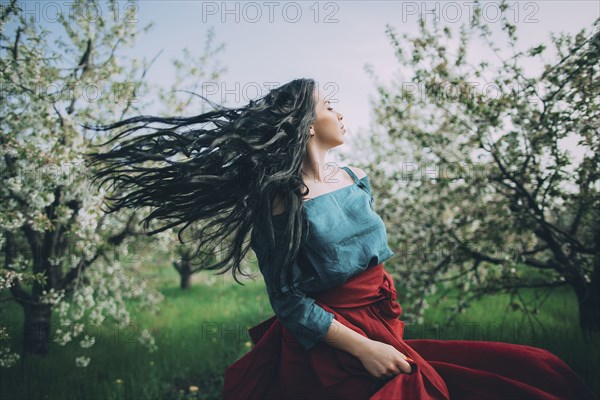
top-left (1, 265), bottom-right (598, 399)
top-left (404, 284), bottom-right (600, 397)
top-left (0, 266), bottom-right (271, 400)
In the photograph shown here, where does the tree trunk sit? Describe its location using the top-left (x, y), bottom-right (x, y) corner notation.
top-left (180, 269), bottom-right (192, 289)
top-left (577, 288), bottom-right (600, 335)
top-left (573, 262), bottom-right (600, 337)
top-left (174, 251), bottom-right (193, 290)
top-left (23, 303), bottom-right (53, 355)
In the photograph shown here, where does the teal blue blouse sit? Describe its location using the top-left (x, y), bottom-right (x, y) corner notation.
top-left (250, 166), bottom-right (395, 350)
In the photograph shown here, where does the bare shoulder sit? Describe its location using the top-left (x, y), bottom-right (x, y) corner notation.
top-left (347, 166), bottom-right (367, 180)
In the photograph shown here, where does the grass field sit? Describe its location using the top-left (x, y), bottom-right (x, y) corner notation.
top-left (1, 263), bottom-right (598, 400)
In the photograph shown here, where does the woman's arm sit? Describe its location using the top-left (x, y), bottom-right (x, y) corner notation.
top-left (323, 318), bottom-right (368, 356)
top-left (323, 318), bottom-right (412, 378)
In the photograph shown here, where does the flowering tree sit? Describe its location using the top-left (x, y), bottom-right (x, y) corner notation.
top-left (0, 0), bottom-right (226, 366)
top-left (365, 2), bottom-right (599, 334)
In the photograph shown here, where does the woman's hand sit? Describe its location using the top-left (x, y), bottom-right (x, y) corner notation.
top-left (355, 339), bottom-right (412, 379)
top-left (322, 319), bottom-right (413, 379)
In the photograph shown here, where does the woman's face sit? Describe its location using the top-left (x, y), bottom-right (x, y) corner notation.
top-left (309, 88), bottom-right (345, 148)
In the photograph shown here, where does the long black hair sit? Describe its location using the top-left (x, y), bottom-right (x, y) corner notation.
top-left (83, 78), bottom-right (317, 296)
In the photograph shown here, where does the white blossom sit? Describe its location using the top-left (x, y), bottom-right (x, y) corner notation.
top-left (0, 270), bottom-right (24, 290)
top-left (79, 335), bottom-right (95, 349)
top-left (138, 329), bottom-right (158, 353)
top-left (40, 288), bottom-right (65, 305)
top-left (75, 356), bottom-right (90, 367)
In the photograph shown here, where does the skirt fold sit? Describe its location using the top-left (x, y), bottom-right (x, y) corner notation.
top-left (223, 263), bottom-right (597, 400)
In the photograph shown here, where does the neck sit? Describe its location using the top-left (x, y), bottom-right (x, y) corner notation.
top-left (301, 145), bottom-right (329, 182)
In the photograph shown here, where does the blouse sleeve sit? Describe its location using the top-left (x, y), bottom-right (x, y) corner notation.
top-left (252, 234), bottom-right (335, 351)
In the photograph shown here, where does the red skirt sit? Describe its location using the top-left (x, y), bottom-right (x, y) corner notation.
top-left (222, 262), bottom-right (597, 399)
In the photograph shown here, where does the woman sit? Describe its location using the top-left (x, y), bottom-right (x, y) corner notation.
top-left (85, 78), bottom-right (597, 399)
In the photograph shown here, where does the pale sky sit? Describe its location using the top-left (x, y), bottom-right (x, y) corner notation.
top-left (129, 0), bottom-right (598, 162)
top-left (11, 0), bottom-right (600, 161)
